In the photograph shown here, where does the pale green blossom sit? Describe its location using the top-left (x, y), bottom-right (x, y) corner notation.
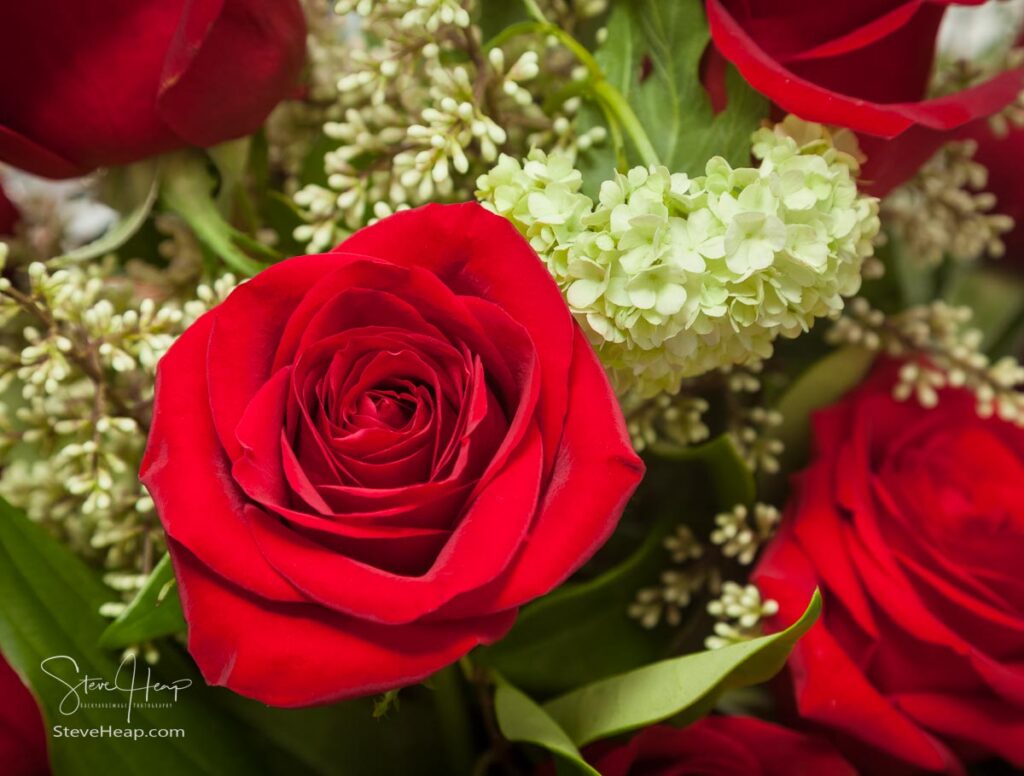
top-left (478, 119), bottom-right (881, 396)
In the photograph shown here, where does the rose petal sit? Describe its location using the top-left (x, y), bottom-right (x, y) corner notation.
top-left (707, 0), bottom-right (1024, 138)
top-left (337, 204), bottom-right (575, 473)
top-left (157, 0), bottom-right (306, 148)
top-left (435, 327), bottom-right (644, 617)
top-left (142, 310), bottom-right (302, 602)
top-left (170, 541), bottom-right (515, 707)
top-left (754, 532), bottom-right (958, 772)
top-left (207, 253), bottom-right (347, 460)
top-left (245, 424), bottom-right (544, 623)
top-left (895, 692), bottom-right (1024, 766)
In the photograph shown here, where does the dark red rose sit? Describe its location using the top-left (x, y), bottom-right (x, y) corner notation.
top-left (966, 122), bottom-right (1024, 262)
top-left (754, 360), bottom-right (1024, 773)
top-left (705, 0), bottom-right (1024, 195)
top-left (0, 0), bottom-right (306, 179)
top-left (0, 652), bottom-right (49, 776)
top-left (141, 202), bottom-right (644, 707)
top-left (542, 718), bottom-right (854, 776)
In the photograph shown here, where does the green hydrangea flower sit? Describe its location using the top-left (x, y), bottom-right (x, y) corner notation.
top-left (477, 119), bottom-right (880, 396)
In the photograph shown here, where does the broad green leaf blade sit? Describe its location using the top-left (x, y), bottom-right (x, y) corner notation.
top-left (160, 150), bottom-right (266, 276)
top-left (658, 433), bottom-right (755, 506)
top-left (0, 498), bottom-right (268, 775)
top-left (542, 590), bottom-right (821, 746)
top-left (945, 267), bottom-right (1024, 352)
top-left (99, 553), bottom-right (185, 649)
top-left (494, 680), bottom-right (600, 776)
top-left (603, 0), bottom-right (768, 174)
top-left (475, 435), bottom-right (754, 696)
top-left (57, 159), bottom-right (160, 263)
top-left (214, 674), bottom-right (472, 776)
top-left (773, 346), bottom-right (876, 476)
top-left (477, 1), bottom-right (530, 40)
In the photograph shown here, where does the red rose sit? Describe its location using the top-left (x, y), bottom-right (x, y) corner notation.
top-left (0, 0), bottom-right (306, 179)
top-left (546, 718), bottom-right (854, 776)
top-left (0, 652), bottom-right (49, 776)
top-left (966, 122), bottom-right (1024, 262)
top-left (705, 0), bottom-right (1024, 194)
top-left (141, 203), bottom-right (644, 707)
top-left (754, 360), bottom-right (1024, 772)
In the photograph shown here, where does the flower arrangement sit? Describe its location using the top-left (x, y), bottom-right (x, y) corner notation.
top-left (1, 1), bottom-right (1023, 775)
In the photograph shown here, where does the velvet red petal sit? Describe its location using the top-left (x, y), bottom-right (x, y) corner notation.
top-left (207, 253), bottom-right (346, 460)
top-left (706, 0), bottom-right (1024, 138)
top-left (157, 0), bottom-right (306, 148)
top-left (170, 542), bottom-right (516, 707)
top-left (0, 654), bottom-right (48, 776)
top-left (141, 310), bottom-right (302, 603)
top-left (435, 327), bottom-right (644, 618)
top-left (245, 424), bottom-right (544, 624)
top-left (338, 203), bottom-right (575, 472)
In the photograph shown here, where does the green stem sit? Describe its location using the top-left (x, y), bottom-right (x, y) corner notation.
top-left (159, 151), bottom-right (266, 277)
top-left (597, 97), bottom-right (628, 171)
top-left (231, 229), bottom-right (284, 262)
top-left (431, 665), bottom-right (476, 776)
top-left (171, 203), bottom-right (265, 278)
top-left (521, 0), bottom-right (547, 23)
top-left (592, 79), bottom-right (660, 168)
top-left (485, 20), bottom-right (660, 168)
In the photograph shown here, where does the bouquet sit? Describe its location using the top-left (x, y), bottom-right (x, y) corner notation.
top-left (1, 1), bottom-right (1023, 774)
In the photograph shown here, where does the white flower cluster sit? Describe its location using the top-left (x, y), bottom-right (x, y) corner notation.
top-left (477, 119), bottom-right (880, 396)
top-left (705, 582), bottom-right (779, 650)
top-left (0, 247), bottom-right (234, 587)
top-left (882, 141), bottom-right (1014, 266)
top-left (710, 503), bottom-right (780, 566)
top-left (290, 0), bottom-right (604, 251)
top-left (829, 297), bottom-right (1024, 427)
top-left (628, 498), bottom-right (780, 631)
top-left (337, 0), bottom-right (472, 32)
top-left (628, 525), bottom-right (707, 629)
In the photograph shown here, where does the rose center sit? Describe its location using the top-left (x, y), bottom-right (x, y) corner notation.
top-left (355, 389), bottom-right (417, 430)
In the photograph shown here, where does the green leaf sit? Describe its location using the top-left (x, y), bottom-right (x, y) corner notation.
top-left (98, 553), bottom-right (185, 649)
top-left (0, 498), bottom-right (271, 775)
top-left (576, 0), bottom-right (767, 190)
top-left (653, 433), bottom-right (755, 506)
top-left (57, 159), bottom-right (160, 263)
top-left (593, 0), bottom-right (767, 174)
top-left (945, 267), bottom-right (1024, 352)
top-left (575, 4), bottom-right (633, 193)
top-left (475, 435), bottom-right (753, 696)
top-left (894, 249), bottom-right (938, 307)
top-left (494, 679), bottom-right (600, 776)
top-left (214, 671), bottom-right (473, 776)
top-left (542, 590), bottom-right (821, 746)
top-left (773, 346), bottom-right (876, 477)
top-left (160, 150), bottom-right (266, 276)
top-left (476, 0), bottom-right (531, 40)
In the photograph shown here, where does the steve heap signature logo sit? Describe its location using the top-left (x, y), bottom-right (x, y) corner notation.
top-left (40, 654), bottom-right (192, 724)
